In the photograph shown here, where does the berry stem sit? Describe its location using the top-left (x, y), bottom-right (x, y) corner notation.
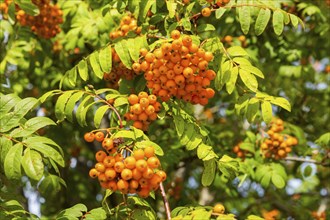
top-left (160, 182), bottom-right (172, 220)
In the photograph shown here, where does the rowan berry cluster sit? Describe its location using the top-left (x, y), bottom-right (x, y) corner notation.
top-left (222, 35), bottom-right (247, 48)
top-left (133, 30), bottom-right (216, 105)
top-left (0, 0), bottom-right (12, 16)
top-left (124, 92), bottom-right (162, 131)
top-left (201, 0), bottom-right (230, 17)
top-left (109, 15), bottom-right (141, 40)
top-left (103, 48), bottom-right (136, 89)
top-left (87, 138), bottom-right (166, 198)
top-left (260, 119), bottom-right (298, 159)
top-left (233, 142), bottom-right (250, 159)
top-left (311, 211), bottom-right (326, 220)
top-left (15, 0), bottom-right (63, 39)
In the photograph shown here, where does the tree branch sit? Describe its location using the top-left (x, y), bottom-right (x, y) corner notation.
top-left (284, 156), bottom-right (330, 166)
top-left (160, 182), bottom-right (171, 220)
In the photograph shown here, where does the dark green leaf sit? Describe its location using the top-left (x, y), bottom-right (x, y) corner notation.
top-left (202, 159), bottom-right (216, 186)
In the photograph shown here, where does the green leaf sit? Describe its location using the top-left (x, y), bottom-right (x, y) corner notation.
top-left (173, 115), bottom-right (185, 137)
top-left (39, 174), bottom-right (65, 197)
top-left (113, 130), bottom-right (135, 139)
top-left (260, 172), bottom-right (271, 188)
top-left (64, 91), bottom-right (85, 122)
top-left (22, 149), bottom-right (44, 181)
top-left (0, 97), bottom-right (39, 132)
top-left (215, 7), bottom-right (226, 19)
top-left (23, 136), bottom-right (63, 156)
top-left (186, 132), bottom-right (202, 150)
top-left (226, 66), bottom-right (238, 94)
top-left (180, 125), bottom-right (194, 146)
top-left (270, 97), bottom-right (291, 112)
top-left (86, 207), bottom-right (107, 220)
top-left (246, 98), bottom-right (260, 122)
top-left (4, 143), bottom-right (23, 180)
top-left (114, 40), bottom-right (132, 69)
top-left (166, 0), bottom-right (177, 18)
top-left (89, 52), bottom-right (104, 79)
top-left (197, 24), bottom-right (216, 33)
top-left (127, 37), bottom-right (145, 62)
top-left (273, 10), bottom-right (284, 35)
top-left (261, 101), bottom-right (272, 123)
top-left (26, 142), bottom-right (64, 167)
top-left (247, 215), bottom-right (264, 220)
top-left (77, 60), bottom-right (89, 81)
top-left (66, 67), bottom-right (77, 87)
top-left (131, 209), bottom-right (156, 220)
top-left (93, 105), bottom-right (109, 128)
top-left (181, 17), bottom-right (191, 31)
top-left (99, 45), bottom-right (112, 73)
top-left (10, 117), bottom-right (56, 138)
top-left (202, 159), bottom-right (216, 186)
top-left (0, 137), bottom-right (12, 166)
top-left (289, 14), bottom-right (299, 28)
top-left (15, 0), bottom-right (39, 15)
top-left (55, 91), bottom-right (75, 121)
top-left (197, 143), bottom-right (213, 160)
top-left (271, 173), bottom-right (286, 188)
top-left (239, 69), bottom-right (258, 92)
top-left (0, 93), bottom-right (20, 116)
top-left (227, 46), bottom-right (248, 57)
top-left (238, 4), bottom-right (251, 34)
top-left (76, 95), bottom-right (93, 127)
top-left (135, 140), bottom-right (164, 156)
top-left (39, 90), bottom-right (61, 103)
top-left (239, 142), bottom-right (255, 153)
top-left (233, 57), bottom-right (251, 66)
top-left (255, 8), bottom-right (271, 36)
top-left (240, 65), bottom-right (264, 78)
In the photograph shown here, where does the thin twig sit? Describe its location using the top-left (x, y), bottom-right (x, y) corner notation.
top-left (284, 156), bottom-right (330, 166)
top-left (160, 182), bottom-right (171, 220)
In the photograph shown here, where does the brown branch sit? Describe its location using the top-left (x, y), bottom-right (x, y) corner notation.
top-left (284, 156), bottom-right (330, 166)
top-left (160, 182), bottom-right (171, 220)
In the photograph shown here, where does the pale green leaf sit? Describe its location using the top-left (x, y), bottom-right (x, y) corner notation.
top-left (0, 93), bottom-right (20, 116)
top-left (226, 66), bottom-right (238, 94)
top-left (255, 8), bottom-right (271, 35)
top-left (166, 0), bottom-right (177, 18)
top-left (64, 91), bottom-right (85, 122)
top-left (22, 149), bottom-right (44, 181)
top-left (55, 91), bottom-right (75, 121)
top-left (289, 14), bottom-right (299, 28)
top-left (227, 46), bottom-right (248, 57)
top-left (4, 143), bottom-right (23, 180)
top-left (10, 117), bottom-right (56, 138)
top-left (215, 7), bottom-right (226, 19)
top-left (271, 97), bottom-right (291, 112)
top-left (273, 10), bottom-right (284, 35)
top-left (94, 105), bottom-right (109, 128)
top-left (271, 173), bottom-right (286, 188)
top-left (26, 142), bottom-right (65, 167)
top-left (238, 5), bottom-right (250, 34)
top-left (114, 40), bottom-right (132, 69)
top-left (77, 60), bottom-right (89, 81)
top-left (239, 69), bottom-right (258, 92)
top-left (261, 101), bottom-right (272, 123)
top-left (99, 45), bottom-right (112, 73)
top-left (240, 65), bottom-right (264, 78)
top-left (202, 159), bottom-right (216, 186)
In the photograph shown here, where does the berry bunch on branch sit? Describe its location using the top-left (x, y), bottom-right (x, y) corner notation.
top-left (261, 118), bottom-right (298, 159)
top-left (134, 30), bottom-right (216, 105)
top-left (16, 0), bottom-right (63, 39)
top-left (109, 14), bottom-right (141, 40)
top-left (86, 129), bottom-right (166, 198)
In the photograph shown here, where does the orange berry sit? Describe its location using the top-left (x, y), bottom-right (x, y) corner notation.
top-left (89, 168), bottom-right (99, 178)
top-left (132, 168), bottom-right (143, 180)
top-left (133, 121), bottom-right (144, 130)
top-left (145, 105), bottom-right (155, 115)
top-left (136, 159), bottom-right (148, 172)
top-left (84, 132), bottom-right (95, 142)
top-left (145, 52), bottom-right (155, 63)
top-left (105, 168), bottom-right (117, 180)
top-left (148, 94), bottom-right (157, 104)
top-left (115, 153), bottom-right (124, 162)
top-left (98, 173), bottom-right (107, 183)
top-left (143, 167), bottom-right (154, 179)
top-left (171, 30), bottom-right (181, 39)
top-left (132, 103), bottom-right (143, 115)
top-left (183, 67), bottom-right (194, 78)
top-left (153, 102), bottom-right (162, 112)
top-left (202, 7), bottom-right (212, 17)
top-left (133, 148), bottom-right (145, 160)
top-left (213, 203), bottom-right (225, 214)
top-left (121, 168), bottom-right (133, 180)
top-left (124, 156), bottom-right (136, 169)
top-left (147, 156), bottom-right (160, 169)
top-left (114, 161), bottom-right (125, 173)
top-left (130, 179), bottom-right (139, 189)
top-left (205, 88), bottom-right (215, 98)
top-left (188, 44), bottom-right (199, 53)
top-left (108, 180), bottom-right (118, 191)
top-left (102, 138), bottom-right (114, 150)
top-left (138, 112), bottom-right (148, 121)
top-left (95, 150), bottom-right (107, 162)
top-left (95, 131), bottom-right (105, 142)
top-left (140, 48), bottom-right (148, 57)
top-left (139, 178), bottom-right (149, 187)
top-left (117, 179), bottom-right (129, 193)
top-left (138, 187), bottom-right (150, 198)
top-left (182, 35), bottom-right (192, 47)
top-left (156, 170), bottom-right (167, 181)
top-left (95, 163), bottom-right (106, 173)
top-left (144, 146), bottom-right (155, 158)
top-left (128, 94), bottom-right (139, 105)
top-left (139, 97), bottom-right (150, 108)
top-left (138, 91), bottom-right (149, 99)
top-left (103, 156), bottom-right (116, 168)
top-left (204, 52), bottom-right (214, 62)
top-left (149, 174), bottom-right (162, 187)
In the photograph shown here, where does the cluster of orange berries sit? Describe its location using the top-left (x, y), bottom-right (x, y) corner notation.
top-left (222, 35), bottom-right (247, 47)
top-left (103, 48), bottom-right (137, 89)
top-left (124, 92), bottom-right (162, 131)
top-left (133, 30), bottom-right (216, 105)
top-left (233, 142), bottom-right (251, 159)
top-left (261, 119), bottom-right (298, 159)
top-left (86, 134), bottom-right (166, 198)
top-left (0, 0), bottom-right (12, 16)
top-left (201, 0), bottom-right (231, 17)
top-left (311, 211), bottom-right (326, 220)
top-left (109, 15), bottom-right (141, 40)
top-left (15, 0), bottom-right (63, 39)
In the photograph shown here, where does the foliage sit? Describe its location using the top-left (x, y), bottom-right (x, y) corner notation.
top-left (1, 0), bottom-right (329, 219)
